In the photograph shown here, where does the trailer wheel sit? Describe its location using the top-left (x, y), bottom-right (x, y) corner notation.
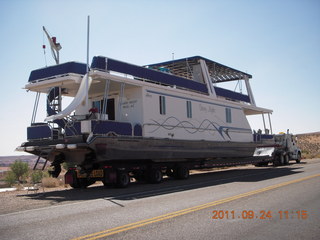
top-left (133, 170), bottom-right (145, 182)
top-left (78, 178), bottom-right (95, 188)
top-left (147, 169), bottom-right (163, 184)
top-left (116, 171), bottom-right (130, 188)
top-left (174, 165), bottom-right (189, 180)
top-left (166, 168), bottom-right (174, 178)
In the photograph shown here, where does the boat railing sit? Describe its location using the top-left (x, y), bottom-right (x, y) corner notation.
top-left (64, 119), bottom-right (142, 138)
top-left (253, 132), bottom-right (274, 143)
top-left (27, 119), bottom-right (143, 142)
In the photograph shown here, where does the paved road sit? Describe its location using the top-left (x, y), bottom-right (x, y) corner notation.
top-left (1, 159), bottom-right (319, 240)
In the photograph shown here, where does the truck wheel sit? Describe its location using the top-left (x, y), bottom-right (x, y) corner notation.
top-left (273, 155), bottom-right (284, 166)
top-left (70, 180), bottom-right (81, 189)
top-left (284, 155), bottom-right (289, 165)
top-left (296, 153), bottom-right (301, 163)
top-left (147, 169), bottom-right (163, 184)
top-left (174, 165), bottom-right (189, 180)
top-left (279, 155), bottom-right (285, 165)
top-left (116, 171), bottom-right (130, 188)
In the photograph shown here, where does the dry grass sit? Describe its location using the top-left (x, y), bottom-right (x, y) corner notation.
top-left (41, 177), bottom-right (63, 188)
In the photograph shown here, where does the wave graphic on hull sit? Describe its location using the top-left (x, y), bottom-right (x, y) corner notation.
top-left (147, 116), bottom-right (230, 140)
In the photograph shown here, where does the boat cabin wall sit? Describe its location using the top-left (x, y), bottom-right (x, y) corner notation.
top-left (118, 87), bottom-right (143, 125)
top-left (141, 86), bottom-right (253, 142)
top-left (71, 85), bottom-right (143, 125)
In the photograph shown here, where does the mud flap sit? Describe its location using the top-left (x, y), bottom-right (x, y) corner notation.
top-left (102, 168), bottom-right (117, 185)
top-left (65, 170), bottom-right (75, 185)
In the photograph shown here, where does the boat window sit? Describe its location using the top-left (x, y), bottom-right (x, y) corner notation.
top-left (186, 101), bottom-right (192, 118)
top-left (226, 108), bottom-right (232, 123)
top-left (93, 100), bottom-right (102, 112)
top-left (159, 96), bottom-right (166, 115)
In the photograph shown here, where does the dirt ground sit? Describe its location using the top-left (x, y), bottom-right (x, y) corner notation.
top-left (0, 185), bottom-right (73, 215)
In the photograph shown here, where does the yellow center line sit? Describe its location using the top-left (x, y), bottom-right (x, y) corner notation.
top-left (72, 173), bottom-right (320, 240)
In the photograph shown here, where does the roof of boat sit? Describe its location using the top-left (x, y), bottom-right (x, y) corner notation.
top-left (145, 56), bottom-right (252, 83)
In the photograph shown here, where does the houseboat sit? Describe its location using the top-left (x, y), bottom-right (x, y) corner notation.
top-left (17, 55), bottom-right (273, 187)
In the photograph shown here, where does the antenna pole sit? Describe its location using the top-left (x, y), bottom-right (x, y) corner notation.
top-left (85, 16), bottom-right (90, 108)
top-left (87, 16), bottom-right (90, 72)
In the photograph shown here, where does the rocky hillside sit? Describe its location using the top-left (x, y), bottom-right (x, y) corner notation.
top-left (296, 132), bottom-right (320, 159)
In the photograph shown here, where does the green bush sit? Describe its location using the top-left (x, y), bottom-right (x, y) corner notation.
top-left (30, 170), bottom-right (44, 184)
top-left (62, 162), bottom-right (75, 171)
top-left (10, 161), bottom-right (29, 183)
top-left (5, 171), bottom-right (17, 187)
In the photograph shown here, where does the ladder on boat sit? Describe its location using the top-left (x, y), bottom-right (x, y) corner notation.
top-left (47, 87), bottom-right (63, 139)
top-left (33, 152), bottom-right (49, 171)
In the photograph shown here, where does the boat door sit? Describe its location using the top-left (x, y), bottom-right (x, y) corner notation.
top-left (106, 98), bottom-right (115, 120)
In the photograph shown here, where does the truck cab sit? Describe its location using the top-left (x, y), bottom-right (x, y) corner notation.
top-left (274, 132), bottom-right (302, 164)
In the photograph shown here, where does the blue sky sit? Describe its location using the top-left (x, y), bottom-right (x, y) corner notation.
top-left (0, 0), bottom-right (319, 156)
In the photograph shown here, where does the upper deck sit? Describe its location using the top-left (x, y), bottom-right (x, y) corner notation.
top-left (27, 56), bottom-right (259, 107)
top-left (146, 56), bottom-right (252, 83)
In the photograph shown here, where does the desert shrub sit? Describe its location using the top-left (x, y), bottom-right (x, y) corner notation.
top-left (5, 171), bottom-right (17, 187)
top-left (30, 170), bottom-right (44, 184)
top-left (10, 161), bottom-right (29, 183)
top-left (62, 162), bottom-right (76, 171)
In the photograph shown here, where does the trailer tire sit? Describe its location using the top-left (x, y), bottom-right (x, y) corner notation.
top-left (133, 170), bottom-right (145, 182)
top-left (116, 171), bottom-right (130, 188)
top-left (78, 178), bottom-right (95, 188)
top-left (174, 165), bottom-right (189, 180)
top-left (166, 168), bottom-right (174, 178)
top-left (147, 169), bottom-right (163, 184)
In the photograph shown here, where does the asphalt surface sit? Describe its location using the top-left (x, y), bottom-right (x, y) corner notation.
top-left (1, 159), bottom-right (319, 240)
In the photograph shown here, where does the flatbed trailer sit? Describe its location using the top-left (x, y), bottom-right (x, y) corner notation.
top-left (64, 155), bottom-right (273, 188)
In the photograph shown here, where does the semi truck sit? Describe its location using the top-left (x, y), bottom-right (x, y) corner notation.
top-left (254, 130), bottom-right (302, 166)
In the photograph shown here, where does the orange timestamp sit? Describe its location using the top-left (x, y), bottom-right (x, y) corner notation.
top-left (212, 210), bottom-right (308, 220)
